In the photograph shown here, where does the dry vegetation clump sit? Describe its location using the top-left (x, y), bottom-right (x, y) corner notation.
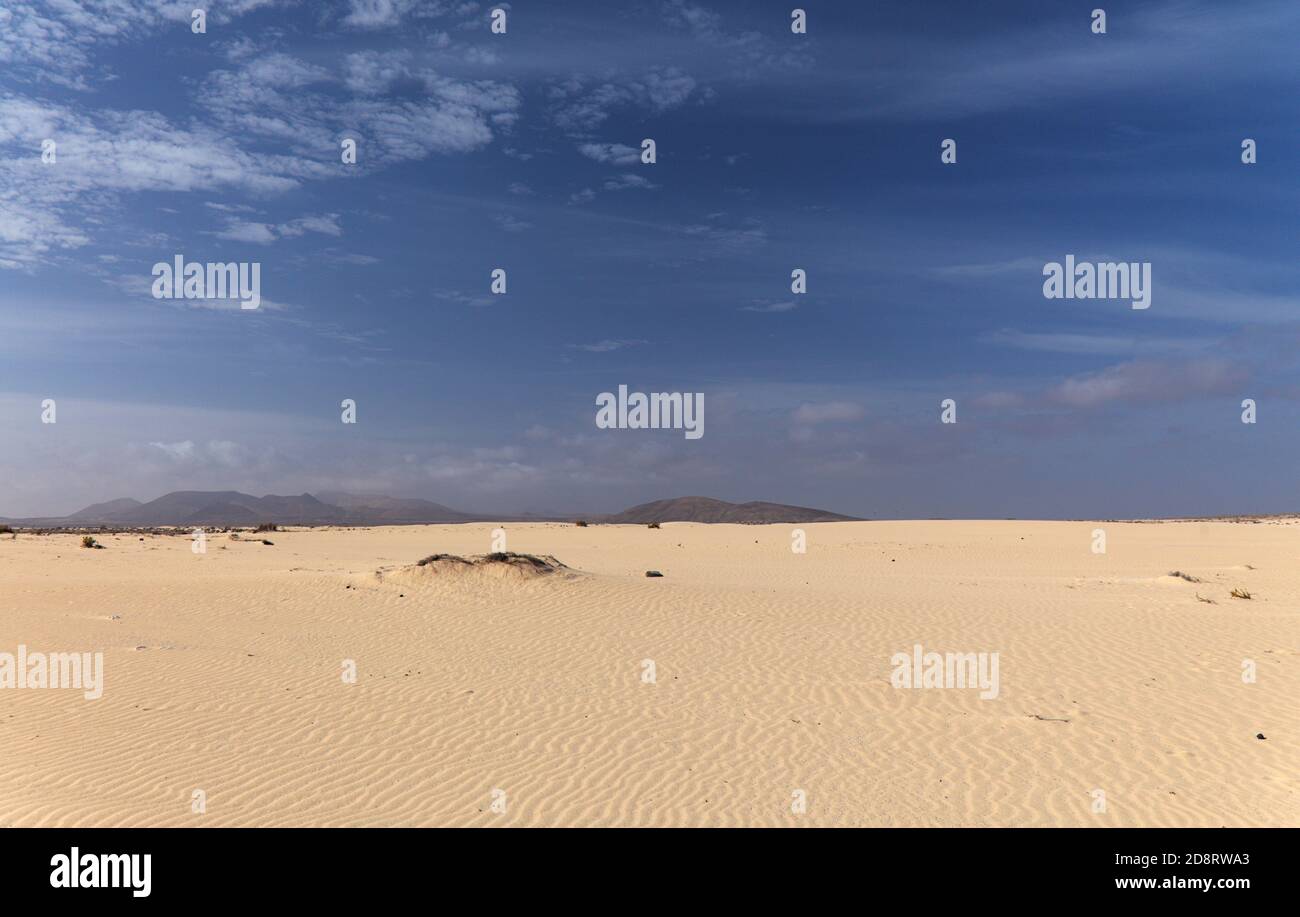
top-left (411, 552), bottom-right (568, 577)
top-left (421, 551), bottom-right (562, 569)
top-left (416, 553), bottom-right (469, 566)
top-left (80, 535), bottom-right (103, 549)
top-left (1230, 587), bottom-right (1253, 600)
top-left (254, 523), bottom-right (278, 533)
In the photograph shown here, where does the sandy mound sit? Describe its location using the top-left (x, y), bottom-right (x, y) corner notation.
top-left (375, 551), bottom-right (573, 585)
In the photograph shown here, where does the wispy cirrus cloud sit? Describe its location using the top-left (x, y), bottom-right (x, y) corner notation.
top-left (792, 401), bottom-right (865, 425)
top-left (603, 173), bottom-right (656, 191)
top-left (1048, 358), bottom-right (1245, 409)
top-left (214, 213), bottom-right (343, 244)
top-left (202, 51), bottom-right (520, 163)
top-left (0, 94), bottom-right (316, 268)
top-left (577, 142), bottom-right (641, 165)
top-left (807, 0), bottom-right (1300, 122)
top-left (568, 339), bottom-right (648, 353)
top-left (0, 0), bottom-right (294, 89)
top-left (789, 401), bottom-right (867, 444)
top-left (340, 0), bottom-right (482, 31)
top-left (0, 37), bottom-right (519, 270)
top-left (493, 213), bottom-right (533, 233)
top-left (977, 357), bottom-right (1248, 412)
top-left (551, 68), bottom-right (697, 135)
top-left (742, 300), bottom-right (796, 313)
top-left (980, 328), bottom-right (1210, 357)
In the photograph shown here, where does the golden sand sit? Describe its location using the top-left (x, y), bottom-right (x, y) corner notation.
top-left (0, 520), bottom-right (1294, 826)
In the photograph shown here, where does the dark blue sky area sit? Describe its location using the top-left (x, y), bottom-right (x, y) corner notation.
top-left (1, 1), bottom-right (1296, 517)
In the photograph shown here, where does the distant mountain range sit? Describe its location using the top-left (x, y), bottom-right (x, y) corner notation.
top-left (0, 492), bottom-right (860, 528)
top-left (602, 496), bottom-right (858, 524)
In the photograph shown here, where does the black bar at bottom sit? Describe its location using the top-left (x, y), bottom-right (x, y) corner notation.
top-left (0, 827), bottom-right (1286, 903)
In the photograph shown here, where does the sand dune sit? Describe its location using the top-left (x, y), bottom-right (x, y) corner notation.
top-left (0, 521), bottom-right (1295, 826)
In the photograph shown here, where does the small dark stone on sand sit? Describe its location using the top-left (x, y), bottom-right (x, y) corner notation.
top-left (645, 570), bottom-right (664, 577)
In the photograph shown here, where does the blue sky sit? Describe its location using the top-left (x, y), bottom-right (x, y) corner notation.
top-left (1, 0), bottom-right (1297, 518)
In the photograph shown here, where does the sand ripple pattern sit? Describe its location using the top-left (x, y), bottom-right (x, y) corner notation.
top-left (0, 521), bottom-right (1295, 826)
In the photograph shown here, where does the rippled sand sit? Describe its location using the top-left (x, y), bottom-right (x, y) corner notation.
top-left (0, 520), bottom-right (1294, 826)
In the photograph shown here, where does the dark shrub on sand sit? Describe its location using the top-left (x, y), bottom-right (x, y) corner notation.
top-left (414, 552), bottom-right (565, 574)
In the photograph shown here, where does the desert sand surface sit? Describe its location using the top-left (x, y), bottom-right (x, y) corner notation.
top-left (0, 520), bottom-right (1295, 827)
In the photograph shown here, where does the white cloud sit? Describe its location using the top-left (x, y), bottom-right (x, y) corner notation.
top-left (980, 328), bottom-right (1209, 357)
top-left (214, 221), bottom-right (278, 244)
top-left (569, 339), bottom-right (648, 353)
top-left (207, 210), bottom-right (344, 246)
top-left (340, 0), bottom-right (473, 30)
top-left (0, 94), bottom-right (316, 268)
top-left (552, 68), bottom-right (696, 134)
top-left (144, 438), bottom-right (258, 468)
top-left (1048, 359), bottom-right (1243, 409)
top-left (792, 402), bottom-right (866, 425)
top-left (277, 214), bottom-right (344, 238)
top-left (149, 440), bottom-right (197, 461)
top-left (202, 52), bottom-right (520, 163)
top-left (603, 173), bottom-right (656, 191)
top-left (343, 49), bottom-right (416, 94)
top-left (0, 1), bottom-right (291, 89)
top-left (342, 0), bottom-right (423, 29)
top-left (662, 0), bottom-right (725, 39)
top-left (578, 142), bottom-right (641, 165)
top-left (0, 38), bottom-right (518, 270)
top-left (493, 214), bottom-right (533, 233)
top-left (825, 0), bottom-right (1299, 122)
top-left (434, 289), bottom-right (494, 308)
top-left (681, 221), bottom-right (767, 253)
